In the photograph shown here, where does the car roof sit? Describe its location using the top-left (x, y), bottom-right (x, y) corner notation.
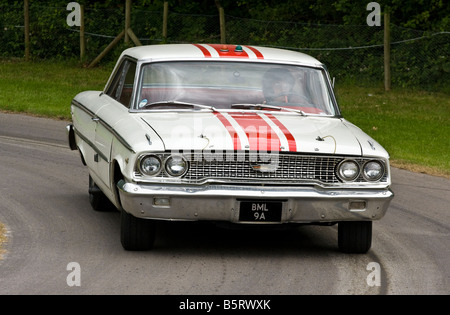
top-left (121, 44), bottom-right (323, 67)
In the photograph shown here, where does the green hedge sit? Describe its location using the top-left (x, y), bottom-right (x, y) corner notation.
top-left (0, 1), bottom-right (448, 91)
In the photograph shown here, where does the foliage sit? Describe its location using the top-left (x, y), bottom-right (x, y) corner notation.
top-left (0, 0), bottom-right (448, 90)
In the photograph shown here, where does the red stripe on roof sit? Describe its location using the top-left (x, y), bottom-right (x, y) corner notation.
top-left (207, 44), bottom-right (250, 58)
top-left (266, 114), bottom-right (297, 152)
top-left (193, 44), bottom-right (264, 59)
top-left (244, 46), bottom-right (264, 59)
top-left (193, 44), bottom-right (212, 58)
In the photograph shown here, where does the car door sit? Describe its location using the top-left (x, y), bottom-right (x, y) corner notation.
top-left (71, 91), bottom-right (111, 180)
top-left (94, 58), bottom-right (137, 190)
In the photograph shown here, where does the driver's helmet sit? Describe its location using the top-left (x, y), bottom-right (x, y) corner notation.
top-left (262, 68), bottom-right (295, 102)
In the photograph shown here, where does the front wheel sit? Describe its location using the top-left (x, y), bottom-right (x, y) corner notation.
top-left (89, 175), bottom-right (114, 211)
top-left (120, 210), bottom-right (156, 251)
top-left (338, 221), bottom-right (372, 253)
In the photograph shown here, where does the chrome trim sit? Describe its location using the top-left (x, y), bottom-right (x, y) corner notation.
top-left (71, 99), bottom-right (136, 153)
top-left (129, 108), bottom-right (334, 117)
top-left (73, 128), bottom-right (108, 162)
top-left (136, 57), bottom-right (324, 69)
top-left (133, 152), bottom-right (390, 188)
top-left (71, 99), bottom-right (95, 117)
top-left (117, 180), bottom-right (394, 223)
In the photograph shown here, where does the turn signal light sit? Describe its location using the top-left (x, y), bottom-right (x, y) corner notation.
top-left (349, 201), bottom-right (366, 211)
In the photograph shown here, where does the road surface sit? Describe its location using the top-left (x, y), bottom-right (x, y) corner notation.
top-left (0, 112), bottom-right (448, 295)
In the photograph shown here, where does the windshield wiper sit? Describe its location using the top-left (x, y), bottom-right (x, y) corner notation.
top-left (145, 100), bottom-right (218, 112)
top-left (231, 103), bottom-right (305, 116)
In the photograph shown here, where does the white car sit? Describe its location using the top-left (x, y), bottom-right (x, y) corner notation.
top-left (67, 44), bottom-right (394, 253)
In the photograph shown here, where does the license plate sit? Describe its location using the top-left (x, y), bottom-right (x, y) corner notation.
top-left (239, 201), bottom-right (282, 222)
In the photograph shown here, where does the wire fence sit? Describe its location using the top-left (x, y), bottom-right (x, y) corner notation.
top-left (1, 3), bottom-right (449, 89)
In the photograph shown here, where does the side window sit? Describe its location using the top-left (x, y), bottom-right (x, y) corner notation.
top-left (106, 59), bottom-right (137, 108)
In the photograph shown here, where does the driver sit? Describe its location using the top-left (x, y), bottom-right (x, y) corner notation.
top-left (262, 68), bottom-right (295, 103)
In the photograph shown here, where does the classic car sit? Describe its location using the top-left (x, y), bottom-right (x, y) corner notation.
top-left (67, 44), bottom-right (394, 253)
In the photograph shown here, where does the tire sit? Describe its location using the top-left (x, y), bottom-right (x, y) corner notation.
top-left (88, 175), bottom-right (114, 211)
top-left (120, 209), bottom-right (156, 251)
top-left (338, 221), bottom-right (372, 254)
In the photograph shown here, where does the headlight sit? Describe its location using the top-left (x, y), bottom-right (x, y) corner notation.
top-left (337, 160), bottom-right (360, 181)
top-left (165, 155), bottom-right (188, 177)
top-left (363, 160), bottom-right (384, 181)
top-left (140, 155), bottom-right (162, 176)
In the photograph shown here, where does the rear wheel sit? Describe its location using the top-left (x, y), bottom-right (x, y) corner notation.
top-left (338, 221), bottom-right (372, 253)
top-left (120, 209), bottom-right (156, 251)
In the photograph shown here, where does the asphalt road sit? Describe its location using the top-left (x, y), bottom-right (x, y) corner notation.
top-left (0, 112), bottom-right (448, 295)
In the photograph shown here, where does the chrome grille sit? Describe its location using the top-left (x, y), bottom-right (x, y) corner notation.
top-left (134, 152), bottom-right (391, 185)
top-left (154, 152), bottom-right (343, 184)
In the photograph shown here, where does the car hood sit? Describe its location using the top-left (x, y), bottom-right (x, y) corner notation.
top-left (138, 112), bottom-right (387, 157)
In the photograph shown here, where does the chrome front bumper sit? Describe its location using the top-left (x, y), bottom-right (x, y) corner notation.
top-left (117, 181), bottom-right (394, 224)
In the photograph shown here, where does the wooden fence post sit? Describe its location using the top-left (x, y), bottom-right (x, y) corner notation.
top-left (219, 7), bottom-right (226, 44)
top-left (24, 0), bottom-right (30, 61)
top-left (80, 4), bottom-right (86, 62)
top-left (127, 28), bottom-right (142, 46)
top-left (88, 0), bottom-right (140, 67)
top-left (125, 0), bottom-right (131, 43)
top-left (88, 30), bottom-right (125, 68)
top-left (215, 0), bottom-right (226, 44)
top-left (163, 1), bottom-right (168, 42)
top-left (384, 12), bottom-right (391, 91)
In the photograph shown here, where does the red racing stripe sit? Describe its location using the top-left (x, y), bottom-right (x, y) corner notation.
top-left (230, 113), bottom-right (280, 152)
top-left (244, 46), bottom-right (264, 59)
top-left (193, 44), bottom-right (212, 58)
top-left (213, 112), bottom-right (241, 150)
top-left (265, 114), bottom-right (297, 152)
top-left (207, 44), bottom-right (250, 58)
top-left (193, 44), bottom-right (264, 59)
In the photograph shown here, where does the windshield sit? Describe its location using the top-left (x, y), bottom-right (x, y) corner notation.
top-left (135, 61), bottom-right (337, 115)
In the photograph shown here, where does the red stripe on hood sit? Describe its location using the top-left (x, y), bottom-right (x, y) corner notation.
top-left (213, 112), bottom-right (241, 150)
top-left (266, 114), bottom-right (297, 152)
top-left (230, 113), bottom-right (280, 152)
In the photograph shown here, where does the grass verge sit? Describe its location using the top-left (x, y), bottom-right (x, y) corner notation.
top-left (0, 58), bottom-right (111, 119)
top-left (335, 83), bottom-right (449, 178)
top-left (0, 58), bottom-right (449, 178)
top-left (0, 222), bottom-right (7, 260)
